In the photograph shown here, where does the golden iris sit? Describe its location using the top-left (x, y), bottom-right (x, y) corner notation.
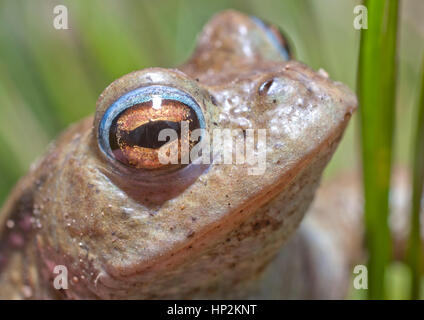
top-left (109, 99), bottom-right (200, 169)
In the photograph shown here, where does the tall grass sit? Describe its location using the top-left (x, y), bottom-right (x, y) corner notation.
top-left (357, 0), bottom-right (399, 299)
top-left (407, 54), bottom-right (424, 299)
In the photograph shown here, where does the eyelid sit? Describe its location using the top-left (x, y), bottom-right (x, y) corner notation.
top-left (98, 85), bottom-right (206, 162)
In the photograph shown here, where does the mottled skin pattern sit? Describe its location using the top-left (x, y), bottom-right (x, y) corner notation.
top-left (0, 10), bottom-right (356, 299)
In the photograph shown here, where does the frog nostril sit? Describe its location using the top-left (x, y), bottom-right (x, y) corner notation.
top-left (259, 79), bottom-right (275, 96)
top-left (210, 94), bottom-right (218, 106)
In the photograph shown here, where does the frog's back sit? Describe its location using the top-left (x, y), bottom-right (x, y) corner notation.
top-left (0, 117), bottom-right (93, 299)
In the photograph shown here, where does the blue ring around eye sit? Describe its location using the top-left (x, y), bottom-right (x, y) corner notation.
top-left (98, 85), bottom-right (206, 160)
top-left (250, 16), bottom-right (290, 61)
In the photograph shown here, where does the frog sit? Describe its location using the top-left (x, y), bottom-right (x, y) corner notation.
top-left (0, 10), bottom-right (357, 299)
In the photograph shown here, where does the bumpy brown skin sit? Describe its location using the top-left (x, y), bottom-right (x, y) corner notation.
top-left (0, 10), bottom-right (356, 299)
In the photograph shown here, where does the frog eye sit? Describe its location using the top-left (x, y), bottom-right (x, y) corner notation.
top-left (99, 86), bottom-right (205, 170)
top-left (251, 16), bottom-right (292, 60)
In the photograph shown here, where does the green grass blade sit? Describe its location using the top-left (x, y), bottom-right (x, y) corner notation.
top-left (357, 0), bottom-right (399, 299)
top-left (407, 54), bottom-right (424, 299)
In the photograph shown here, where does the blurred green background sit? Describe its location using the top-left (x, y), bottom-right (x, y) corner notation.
top-left (0, 0), bottom-right (423, 298)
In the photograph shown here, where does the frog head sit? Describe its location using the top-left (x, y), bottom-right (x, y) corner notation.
top-left (33, 10), bottom-right (356, 299)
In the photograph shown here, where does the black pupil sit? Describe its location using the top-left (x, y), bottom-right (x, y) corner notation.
top-left (109, 101), bottom-right (200, 153)
top-left (118, 120), bottom-right (181, 149)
